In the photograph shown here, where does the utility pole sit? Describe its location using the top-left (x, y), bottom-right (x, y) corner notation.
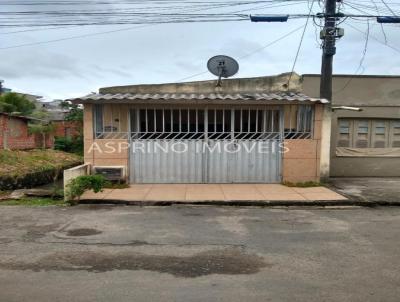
top-left (251, 2), bottom-right (398, 180)
top-left (320, 0), bottom-right (338, 101)
top-left (319, 0), bottom-right (338, 180)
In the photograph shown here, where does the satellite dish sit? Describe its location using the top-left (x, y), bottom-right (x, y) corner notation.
top-left (207, 55), bottom-right (239, 86)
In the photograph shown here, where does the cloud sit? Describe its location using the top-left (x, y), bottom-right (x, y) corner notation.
top-left (2, 2), bottom-right (400, 99)
top-left (0, 50), bottom-right (81, 79)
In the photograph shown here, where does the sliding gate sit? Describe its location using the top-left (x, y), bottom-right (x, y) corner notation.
top-left (129, 107), bottom-right (282, 183)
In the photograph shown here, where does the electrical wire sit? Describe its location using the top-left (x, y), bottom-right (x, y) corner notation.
top-left (380, 0), bottom-right (397, 15)
top-left (176, 24), bottom-right (306, 82)
top-left (346, 21), bottom-right (400, 53)
top-left (371, 0), bottom-right (388, 44)
top-left (334, 19), bottom-right (370, 94)
top-left (287, 0), bottom-right (315, 89)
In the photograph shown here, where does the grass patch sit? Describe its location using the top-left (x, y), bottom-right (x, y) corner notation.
top-left (283, 181), bottom-right (323, 188)
top-left (0, 197), bottom-right (68, 206)
top-left (0, 149), bottom-right (82, 178)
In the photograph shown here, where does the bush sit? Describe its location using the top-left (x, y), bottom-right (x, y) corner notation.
top-left (54, 136), bottom-right (83, 155)
top-left (66, 175), bottom-right (109, 203)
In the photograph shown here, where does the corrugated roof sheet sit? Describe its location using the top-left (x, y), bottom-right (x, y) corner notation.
top-left (70, 92), bottom-right (328, 104)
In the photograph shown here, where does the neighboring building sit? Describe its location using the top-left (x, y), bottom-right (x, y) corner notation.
top-left (0, 113), bottom-right (53, 150)
top-left (303, 74), bottom-right (400, 177)
top-left (36, 100), bottom-right (81, 139)
top-left (70, 73), bottom-right (329, 184)
top-left (53, 120), bottom-right (81, 139)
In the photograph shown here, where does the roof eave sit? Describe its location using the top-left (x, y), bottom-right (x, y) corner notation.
top-left (70, 98), bottom-right (328, 105)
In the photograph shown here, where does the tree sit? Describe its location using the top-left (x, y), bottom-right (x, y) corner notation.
top-left (28, 123), bottom-right (55, 149)
top-left (60, 100), bottom-right (83, 122)
top-left (0, 93), bottom-right (35, 116)
top-left (30, 107), bottom-right (50, 121)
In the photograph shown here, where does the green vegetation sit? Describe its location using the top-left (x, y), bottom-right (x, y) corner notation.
top-left (283, 181), bottom-right (323, 188)
top-left (53, 101), bottom-right (84, 155)
top-left (0, 149), bottom-right (82, 178)
top-left (28, 123), bottom-right (56, 149)
top-left (0, 197), bottom-right (67, 206)
top-left (66, 175), bottom-right (109, 204)
top-left (0, 92), bottom-right (35, 116)
top-left (54, 136), bottom-right (84, 155)
top-left (61, 101), bottom-right (83, 122)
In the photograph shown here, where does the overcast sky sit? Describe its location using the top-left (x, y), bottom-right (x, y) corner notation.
top-left (1, 0), bottom-right (400, 100)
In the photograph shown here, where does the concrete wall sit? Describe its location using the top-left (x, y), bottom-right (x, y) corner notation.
top-left (302, 75), bottom-right (400, 177)
top-left (100, 73), bottom-right (303, 94)
top-left (63, 163), bottom-right (90, 200)
top-left (303, 75), bottom-right (400, 106)
top-left (282, 104), bottom-right (322, 183)
top-left (83, 102), bottom-right (323, 184)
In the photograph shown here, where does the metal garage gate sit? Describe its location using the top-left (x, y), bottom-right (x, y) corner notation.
top-left (129, 107), bottom-right (282, 183)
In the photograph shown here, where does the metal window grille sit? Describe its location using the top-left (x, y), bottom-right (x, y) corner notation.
top-left (94, 104), bottom-right (314, 140)
top-left (129, 107), bottom-right (283, 141)
top-left (284, 104), bottom-right (313, 139)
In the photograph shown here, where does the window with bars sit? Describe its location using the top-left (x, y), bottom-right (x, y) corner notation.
top-left (283, 104), bottom-right (313, 139)
top-left (93, 104), bottom-right (314, 140)
top-left (130, 108), bottom-right (282, 140)
top-left (337, 118), bottom-right (400, 148)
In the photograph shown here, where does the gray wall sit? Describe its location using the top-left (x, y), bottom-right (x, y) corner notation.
top-left (302, 75), bottom-right (400, 177)
top-left (100, 73), bottom-right (303, 94)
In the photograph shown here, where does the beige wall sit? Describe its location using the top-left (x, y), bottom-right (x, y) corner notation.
top-left (83, 104), bottom-right (129, 170)
top-left (83, 103), bottom-right (324, 183)
top-left (282, 104), bottom-right (322, 183)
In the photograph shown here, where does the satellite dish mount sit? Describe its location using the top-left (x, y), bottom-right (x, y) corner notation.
top-left (207, 55), bottom-right (239, 87)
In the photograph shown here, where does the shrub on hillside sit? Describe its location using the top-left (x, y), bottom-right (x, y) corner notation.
top-left (54, 136), bottom-right (83, 155)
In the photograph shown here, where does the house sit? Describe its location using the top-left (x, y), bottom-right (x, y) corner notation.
top-left (0, 113), bottom-right (53, 150)
top-left (70, 73), bottom-right (329, 184)
top-left (303, 74), bottom-right (400, 177)
top-left (37, 100), bottom-right (81, 139)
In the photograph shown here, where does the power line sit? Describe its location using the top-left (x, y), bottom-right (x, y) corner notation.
top-left (371, 0), bottom-right (388, 44)
top-left (287, 0), bottom-right (315, 89)
top-left (177, 24), bottom-right (306, 82)
top-left (380, 0), bottom-right (397, 15)
top-left (346, 21), bottom-right (400, 54)
top-left (0, 0), bottom-right (270, 48)
top-left (334, 20), bottom-right (370, 94)
top-left (0, 24), bottom-right (156, 50)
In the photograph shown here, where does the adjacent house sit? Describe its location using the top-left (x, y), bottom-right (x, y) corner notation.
top-left (36, 100), bottom-right (81, 139)
top-left (0, 113), bottom-right (53, 150)
top-left (70, 73), bottom-right (329, 184)
top-left (303, 74), bottom-right (400, 177)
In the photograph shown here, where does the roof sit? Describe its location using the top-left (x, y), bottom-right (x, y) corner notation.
top-left (70, 92), bottom-right (328, 104)
top-left (0, 112), bottom-right (45, 122)
top-left (303, 74), bottom-right (400, 79)
top-left (68, 73), bottom-right (329, 104)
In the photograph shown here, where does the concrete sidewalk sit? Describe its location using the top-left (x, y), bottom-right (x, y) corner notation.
top-left (81, 184), bottom-right (347, 205)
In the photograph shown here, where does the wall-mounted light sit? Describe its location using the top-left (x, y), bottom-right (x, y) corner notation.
top-left (332, 106), bottom-right (362, 112)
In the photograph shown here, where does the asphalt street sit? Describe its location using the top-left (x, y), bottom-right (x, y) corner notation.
top-left (0, 205), bottom-right (399, 302)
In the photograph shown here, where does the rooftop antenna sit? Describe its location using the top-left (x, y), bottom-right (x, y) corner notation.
top-left (207, 55), bottom-right (239, 87)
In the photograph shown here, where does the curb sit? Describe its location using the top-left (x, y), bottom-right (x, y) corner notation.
top-left (78, 199), bottom-right (400, 207)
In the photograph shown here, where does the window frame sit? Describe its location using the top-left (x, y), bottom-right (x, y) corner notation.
top-left (337, 118), bottom-right (400, 149)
